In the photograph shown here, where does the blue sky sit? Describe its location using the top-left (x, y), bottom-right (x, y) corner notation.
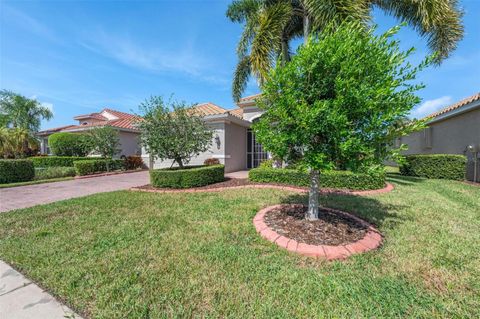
top-left (1, 0), bottom-right (479, 130)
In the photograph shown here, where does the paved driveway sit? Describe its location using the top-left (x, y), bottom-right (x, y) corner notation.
top-left (0, 171), bottom-right (149, 213)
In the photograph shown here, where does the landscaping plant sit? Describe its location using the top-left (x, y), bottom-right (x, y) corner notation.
top-left (48, 132), bottom-right (91, 157)
top-left (86, 126), bottom-right (121, 159)
top-left (254, 22), bottom-right (431, 220)
top-left (137, 96), bottom-right (213, 169)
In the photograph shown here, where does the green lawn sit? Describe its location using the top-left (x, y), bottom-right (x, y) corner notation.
top-left (0, 176), bottom-right (479, 318)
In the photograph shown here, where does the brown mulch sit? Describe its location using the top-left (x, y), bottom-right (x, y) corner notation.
top-left (264, 205), bottom-right (367, 246)
top-left (135, 178), bottom-right (258, 191)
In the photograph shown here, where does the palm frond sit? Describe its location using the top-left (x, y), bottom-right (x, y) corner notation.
top-left (232, 55), bottom-right (252, 102)
top-left (303, 0), bottom-right (371, 31)
top-left (373, 0), bottom-right (464, 61)
top-left (226, 0), bottom-right (262, 22)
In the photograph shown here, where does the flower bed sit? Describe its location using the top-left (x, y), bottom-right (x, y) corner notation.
top-left (150, 165), bottom-right (225, 188)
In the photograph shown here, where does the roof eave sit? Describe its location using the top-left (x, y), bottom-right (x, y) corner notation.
top-left (428, 99), bottom-right (480, 124)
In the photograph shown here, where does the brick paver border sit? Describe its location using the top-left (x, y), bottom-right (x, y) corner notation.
top-left (254, 204), bottom-right (382, 260)
top-left (130, 182), bottom-right (394, 195)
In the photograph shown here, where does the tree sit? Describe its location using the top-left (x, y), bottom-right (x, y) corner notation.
top-left (0, 90), bottom-right (53, 132)
top-left (137, 96), bottom-right (213, 169)
top-left (86, 126), bottom-right (121, 158)
top-left (0, 128), bottom-right (39, 159)
top-left (48, 132), bottom-right (91, 157)
top-left (253, 22), bottom-right (431, 220)
top-left (227, 0), bottom-right (463, 101)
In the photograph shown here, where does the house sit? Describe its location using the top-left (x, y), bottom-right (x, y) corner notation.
top-left (400, 92), bottom-right (480, 182)
top-left (146, 94), bottom-right (269, 173)
top-left (37, 108), bottom-right (142, 157)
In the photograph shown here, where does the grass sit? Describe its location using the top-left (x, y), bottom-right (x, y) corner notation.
top-left (0, 176), bottom-right (479, 318)
top-left (0, 176), bottom-right (74, 188)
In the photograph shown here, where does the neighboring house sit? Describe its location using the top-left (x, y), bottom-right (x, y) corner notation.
top-left (37, 108), bottom-right (142, 157)
top-left (147, 94), bottom-right (270, 173)
top-left (400, 92), bottom-right (480, 182)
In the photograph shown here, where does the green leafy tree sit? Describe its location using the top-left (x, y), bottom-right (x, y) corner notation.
top-left (48, 132), bottom-right (91, 157)
top-left (254, 22), bottom-right (431, 220)
top-left (0, 90), bottom-right (53, 132)
top-left (87, 126), bottom-right (121, 158)
top-left (137, 96), bottom-right (213, 169)
top-left (227, 0), bottom-right (463, 101)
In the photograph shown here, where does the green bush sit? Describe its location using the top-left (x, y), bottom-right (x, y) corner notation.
top-left (248, 168), bottom-right (385, 190)
top-left (30, 156), bottom-right (95, 168)
top-left (48, 132), bottom-right (90, 156)
top-left (150, 165), bottom-right (225, 188)
top-left (399, 154), bottom-right (466, 180)
top-left (0, 159), bottom-right (35, 184)
top-left (34, 166), bottom-right (76, 180)
top-left (74, 159), bottom-right (125, 176)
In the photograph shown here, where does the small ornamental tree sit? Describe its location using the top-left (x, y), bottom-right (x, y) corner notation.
top-left (254, 22), bottom-right (431, 220)
top-left (137, 96), bottom-right (213, 169)
top-left (87, 126), bottom-right (121, 158)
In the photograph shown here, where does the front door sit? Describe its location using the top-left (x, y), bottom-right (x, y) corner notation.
top-left (247, 129), bottom-right (268, 168)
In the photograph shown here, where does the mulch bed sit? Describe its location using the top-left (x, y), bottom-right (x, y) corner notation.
top-left (263, 204), bottom-right (367, 246)
top-left (135, 177), bottom-right (257, 191)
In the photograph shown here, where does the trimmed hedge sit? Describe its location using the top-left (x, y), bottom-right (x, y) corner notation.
top-left (399, 154), bottom-right (466, 180)
top-left (34, 166), bottom-right (76, 180)
top-left (48, 132), bottom-right (90, 156)
top-left (74, 159), bottom-right (125, 176)
top-left (150, 165), bottom-right (225, 188)
top-left (0, 159), bottom-right (35, 184)
top-left (248, 168), bottom-right (385, 190)
top-left (30, 156), bottom-right (95, 168)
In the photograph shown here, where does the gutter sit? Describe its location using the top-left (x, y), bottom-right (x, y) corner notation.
top-left (428, 99), bottom-right (480, 124)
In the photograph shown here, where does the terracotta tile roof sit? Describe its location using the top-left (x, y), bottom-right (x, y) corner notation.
top-left (37, 125), bottom-right (77, 135)
top-left (102, 108), bottom-right (138, 119)
top-left (73, 113), bottom-right (108, 121)
top-left (239, 93), bottom-right (262, 102)
top-left (228, 108), bottom-right (243, 119)
top-left (191, 103), bottom-right (228, 116)
top-left (426, 92), bottom-right (480, 119)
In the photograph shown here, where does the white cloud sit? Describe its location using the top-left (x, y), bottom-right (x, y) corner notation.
top-left (409, 96), bottom-right (453, 119)
top-left (79, 30), bottom-right (227, 86)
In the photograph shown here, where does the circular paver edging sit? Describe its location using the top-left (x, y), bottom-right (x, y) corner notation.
top-left (253, 204), bottom-right (382, 260)
top-left (130, 182), bottom-right (394, 195)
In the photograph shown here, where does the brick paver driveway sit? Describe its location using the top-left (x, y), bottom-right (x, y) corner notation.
top-left (0, 171), bottom-right (149, 213)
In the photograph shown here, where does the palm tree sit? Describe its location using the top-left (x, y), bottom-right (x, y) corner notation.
top-left (0, 90), bottom-right (53, 132)
top-left (227, 0), bottom-right (464, 101)
top-left (0, 127), bottom-right (39, 158)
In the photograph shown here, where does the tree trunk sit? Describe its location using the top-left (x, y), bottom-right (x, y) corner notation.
top-left (306, 169), bottom-right (320, 220)
top-left (176, 157), bottom-right (184, 169)
top-left (280, 38), bottom-right (290, 65)
top-left (303, 14), bottom-right (311, 44)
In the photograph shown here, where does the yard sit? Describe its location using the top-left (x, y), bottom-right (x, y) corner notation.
top-left (0, 175), bottom-right (479, 318)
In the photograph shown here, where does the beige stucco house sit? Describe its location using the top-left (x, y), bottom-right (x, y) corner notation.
top-left (37, 108), bottom-right (142, 157)
top-left (400, 92), bottom-right (480, 182)
top-left (146, 94), bottom-right (269, 173)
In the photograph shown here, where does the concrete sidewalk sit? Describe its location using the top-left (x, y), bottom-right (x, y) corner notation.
top-left (0, 261), bottom-right (82, 318)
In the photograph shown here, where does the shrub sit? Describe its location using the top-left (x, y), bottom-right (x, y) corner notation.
top-left (30, 156), bottom-right (95, 168)
top-left (74, 159), bottom-right (125, 176)
top-left (48, 132), bottom-right (90, 156)
top-left (34, 166), bottom-right (76, 180)
top-left (259, 159), bottom-right (274, 168)
top-left (204, 158), bottom-right (220, 166)
top-left (399, 154), bottom-right (466, 180)
top-left (248, 168), bottom-right (385, 190)
top-left (150, 165), bottom-right (225, 188)
top-left (0, 159), bottom-right (35, 184)
top-left (124, 155), bottom-right (144, 170)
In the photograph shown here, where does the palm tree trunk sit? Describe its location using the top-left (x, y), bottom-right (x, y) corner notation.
top-left (303, 14), bottom-right (310, 44)
top-left (281, 38), bottom-right (290, 65)
top-left (306, 169), bottom-right (320, 220)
